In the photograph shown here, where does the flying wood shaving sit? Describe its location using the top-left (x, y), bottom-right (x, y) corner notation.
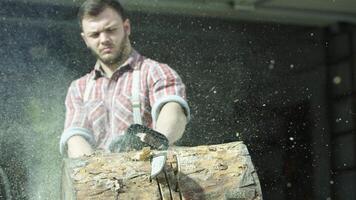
top-left (132, 147), bottom-right (152, 161)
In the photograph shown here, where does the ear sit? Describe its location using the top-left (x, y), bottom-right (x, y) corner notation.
top-left (123, 19), bottom-right (131, 36)
top-left (81, 32), bottom-right (89, 47)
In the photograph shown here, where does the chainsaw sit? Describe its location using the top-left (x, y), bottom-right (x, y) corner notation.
top-left (109, 124), bottom-right (169, 178)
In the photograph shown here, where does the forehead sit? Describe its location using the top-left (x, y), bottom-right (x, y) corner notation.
top-left (82, 7), bottom-right (123, 32)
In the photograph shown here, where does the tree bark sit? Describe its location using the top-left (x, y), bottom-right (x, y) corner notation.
top-left (61, 141), bottom-right (263, 200)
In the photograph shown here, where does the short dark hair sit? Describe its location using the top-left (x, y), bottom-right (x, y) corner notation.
top-left (78, 0), bottom-right (127, 28)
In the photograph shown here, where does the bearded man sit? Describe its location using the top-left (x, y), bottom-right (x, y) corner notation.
top-left (60, 0), bottom-right (190, 158)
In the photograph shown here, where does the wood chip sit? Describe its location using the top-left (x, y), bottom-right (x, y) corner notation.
top-left (132, 147), bottom-right (151, 161)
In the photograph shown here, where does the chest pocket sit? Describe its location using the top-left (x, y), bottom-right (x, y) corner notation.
top-left (84, 100), bottom-right (107, 141)
top-left (112, 93), bottom-right (134, 126)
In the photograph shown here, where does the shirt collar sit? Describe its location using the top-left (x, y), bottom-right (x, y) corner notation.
top-left (93, 49), bottom-right (141, 79)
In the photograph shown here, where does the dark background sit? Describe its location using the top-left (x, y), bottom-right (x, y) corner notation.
top-left (0, 1), bottom-right (355, 199)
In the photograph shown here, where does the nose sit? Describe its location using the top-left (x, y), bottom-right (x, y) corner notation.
top-left (99, 32), bottom-right (110, 44)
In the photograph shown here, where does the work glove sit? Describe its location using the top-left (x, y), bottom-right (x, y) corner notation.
top-left (109, 124), bottom-right (169, 153)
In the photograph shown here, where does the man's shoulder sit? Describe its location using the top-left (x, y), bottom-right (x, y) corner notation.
top-left (76, 69), bottom-right (95, 81)
top-left (69, 70), bottom-right (94, 88)
top-left (134, 50), bottom-right (170, 70)
top-left (142, 56), bottom-right (171, 70)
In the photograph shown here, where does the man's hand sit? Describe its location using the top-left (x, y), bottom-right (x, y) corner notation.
top-left (67, 135), bottom-right (94, 158)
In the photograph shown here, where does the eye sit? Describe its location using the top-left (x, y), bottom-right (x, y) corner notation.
top-left (107, 28), bottom-right (117, 33)
top-left (89, 33), bottom-right (99, 38)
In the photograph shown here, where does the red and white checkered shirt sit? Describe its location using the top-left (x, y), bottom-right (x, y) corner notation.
top-left (60, 50), bottom-right (189, 153)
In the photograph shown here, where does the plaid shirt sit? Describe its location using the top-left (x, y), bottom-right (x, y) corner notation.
top-left (60, 50), bottom-right (189, 153)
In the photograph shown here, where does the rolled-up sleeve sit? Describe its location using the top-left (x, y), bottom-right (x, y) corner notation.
top-left (59, 80), bottom-right (95, 155)
top-left (148, 63), bottom-right (190, 123)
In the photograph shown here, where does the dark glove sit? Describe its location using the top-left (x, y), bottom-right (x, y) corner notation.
top-left (109, 124), bottom-right (169, 153)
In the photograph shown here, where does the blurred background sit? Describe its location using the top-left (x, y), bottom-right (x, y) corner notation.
top-left (0, 0), bottom-right (355, 199)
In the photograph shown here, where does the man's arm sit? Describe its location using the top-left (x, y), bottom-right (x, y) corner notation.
top-left (67, 102), bottom-right (186, 156)
top-left (67, 136), bottom-right (94, 158)
top-left (61, 80), bottom-right (95, 158)
top-left (154, 102), bottom-right (187, 145)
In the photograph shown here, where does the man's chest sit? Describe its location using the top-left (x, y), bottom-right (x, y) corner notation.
top-left (83, 74), bottom-right (151, 127)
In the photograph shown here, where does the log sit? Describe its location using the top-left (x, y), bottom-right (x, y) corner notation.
top-left (61, 141), bottom-right (263, 200)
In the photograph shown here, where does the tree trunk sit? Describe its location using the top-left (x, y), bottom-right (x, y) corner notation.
top-left (61, 141), bottom-right (263, 200)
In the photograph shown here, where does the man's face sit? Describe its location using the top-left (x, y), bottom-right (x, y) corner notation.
top-left (81, 7), bottom-right (131, 65)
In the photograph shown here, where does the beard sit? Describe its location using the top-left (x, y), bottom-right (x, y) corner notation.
top-left (91, 34), bottom-right (130, 66)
